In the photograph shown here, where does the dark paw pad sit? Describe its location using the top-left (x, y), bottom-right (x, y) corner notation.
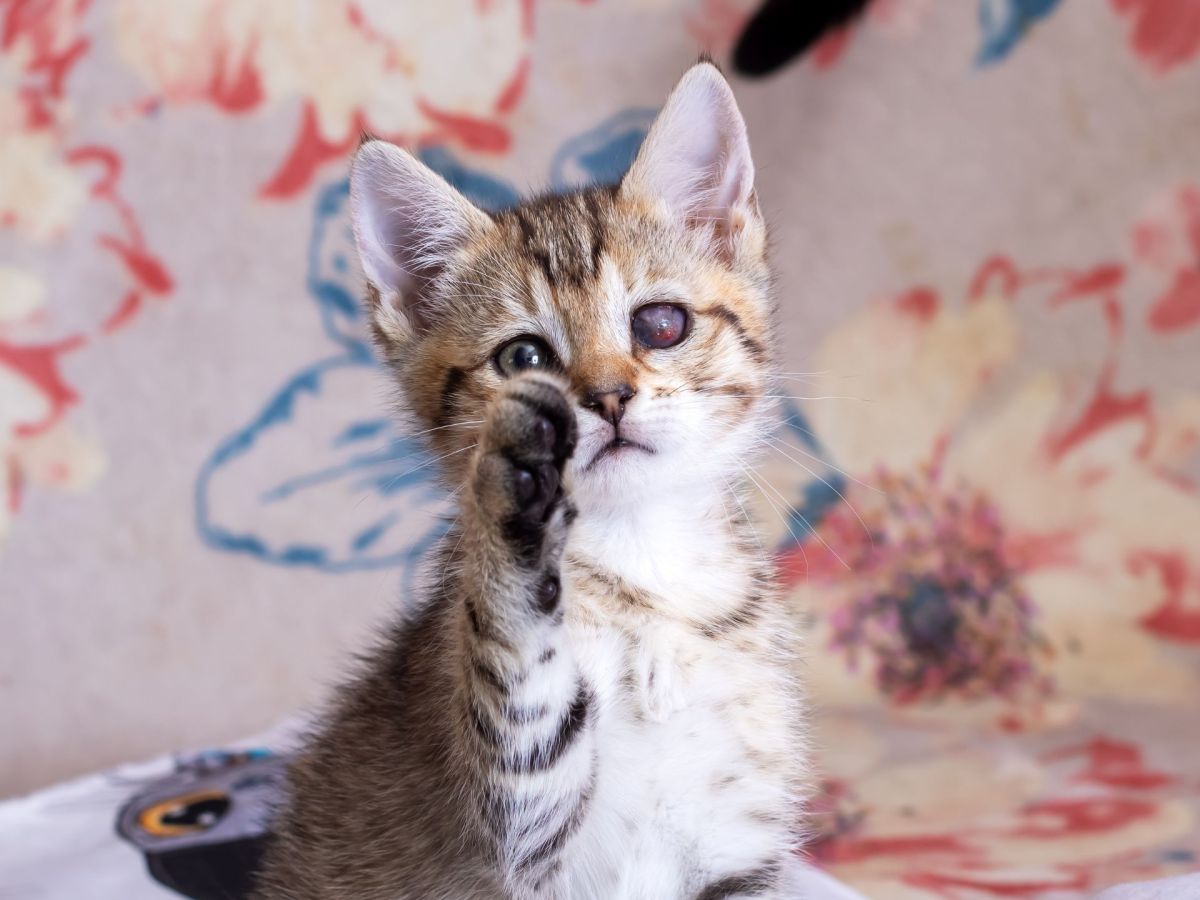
top-left (488, 378), bottom-right (577, 560)
top-left (534, 574), bottom-right (561, 615)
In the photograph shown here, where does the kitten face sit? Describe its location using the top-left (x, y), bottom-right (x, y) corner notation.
top-left (352, 63), bottom-right (772, 509)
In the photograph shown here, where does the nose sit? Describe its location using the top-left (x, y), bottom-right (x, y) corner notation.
top-left (581, 383), bottom-right (635, 427)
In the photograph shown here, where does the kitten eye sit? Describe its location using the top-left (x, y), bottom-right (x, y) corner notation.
top-left (632, 303), bottom-right (689, 350)
top-left (495, 337), bottom-right (553, 376)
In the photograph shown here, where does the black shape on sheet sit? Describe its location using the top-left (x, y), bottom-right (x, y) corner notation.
top-left (732, 0), bottom-right (873, 77)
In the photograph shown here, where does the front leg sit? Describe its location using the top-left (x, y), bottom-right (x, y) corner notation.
top-left (454, 374), bottom-right (593, 897)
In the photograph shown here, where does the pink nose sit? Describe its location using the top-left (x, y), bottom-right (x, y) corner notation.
top-left (581, 383), bottom-right (635, 427)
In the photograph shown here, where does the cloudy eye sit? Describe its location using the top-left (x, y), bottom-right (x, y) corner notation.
top-left (632, 303), bottom-right (689, 350)
top-left (495, 337), bottom-right (553, 376)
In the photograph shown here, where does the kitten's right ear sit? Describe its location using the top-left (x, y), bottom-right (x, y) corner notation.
top-left (350, 140), bottom-right (492, 337)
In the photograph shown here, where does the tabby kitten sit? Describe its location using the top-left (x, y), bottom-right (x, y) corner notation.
top-left (255, 62), bottom-right (818, 899)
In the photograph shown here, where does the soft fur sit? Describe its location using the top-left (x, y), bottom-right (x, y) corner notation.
top-left (254, 62), bottom-right (812, 900)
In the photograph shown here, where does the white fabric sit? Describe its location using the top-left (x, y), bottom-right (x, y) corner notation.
top-left (1092, 874), bottom-right (1200, 900)
top-left (0, 745), bottom-right (873, 899)
top-left (1, 745), bottom-right (1189, 899)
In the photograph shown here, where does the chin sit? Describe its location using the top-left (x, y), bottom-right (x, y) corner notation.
top-left (570, 445), bottom-right (714, 512)
top-left (568, 416), bottom-right (748, 510)
top-left (571, 444), bottom-right (656, 508)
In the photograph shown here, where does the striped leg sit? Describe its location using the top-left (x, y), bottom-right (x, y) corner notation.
top-left (455, 374), bottom-right (595, 896)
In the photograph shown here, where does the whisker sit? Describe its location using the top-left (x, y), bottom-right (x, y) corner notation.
top-left (739, 465), bottom-right (809, 581)
top-left (405, 480), bottom-right (464, 514)
top-left (442, 516), bottom-right (467, 592)
top-left (722, 471), bottom-right (769, 560)
top-left (400, 419), bottom-right (485, 440)
top-left (658, 391), bottom-right (865, 404)
top-left (772, 370), bottom-right (864, 379)
top-left (733, 393), bottom-right (870, 402)
top-left (745, 465), bottom-right (853, 573)
top-left (762, 436), bottom-right (876, 549)
top-left (741, 465), bottom-right (793, 536)
top-left (764, 434), bottom-right (884, 500)
top-left (357, 442), bottom-right (478, 508)
top-left (386, 442), bottom-right (478, 487)
top-left (655, 391), bottom-right (783, 405)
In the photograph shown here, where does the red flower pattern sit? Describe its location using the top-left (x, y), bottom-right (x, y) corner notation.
top-left (1112, 0), bottom-right (1200, 74)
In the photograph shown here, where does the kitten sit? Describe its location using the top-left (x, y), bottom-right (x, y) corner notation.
top-left (254, 62), bottom-right (813, 899)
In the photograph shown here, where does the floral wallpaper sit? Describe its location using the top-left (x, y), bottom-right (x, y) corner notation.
top-left (2, 1), bottom-right (1199, 897)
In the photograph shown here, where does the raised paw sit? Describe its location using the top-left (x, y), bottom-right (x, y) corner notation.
top-left (472, 374), bottom-right (578, 565)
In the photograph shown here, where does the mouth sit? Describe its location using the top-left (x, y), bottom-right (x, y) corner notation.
top-left (584, 437), bottom-right (655, 472)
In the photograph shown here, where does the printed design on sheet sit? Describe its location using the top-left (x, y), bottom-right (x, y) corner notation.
top-left (1, 0), bottom-right (173, 548)
top-left (1111, 0), bottom-right (1200, 74)
top-left (1133, 183), bottom-right (1200, 333)
top-left (722, 0), bottom-right (1200, 73)
top-left (809, 720), bottom-right (1199, 896)
top-left (109, 0), bottom-right (552, 199)
top-left (766, 252), bottom-right (1200, 713)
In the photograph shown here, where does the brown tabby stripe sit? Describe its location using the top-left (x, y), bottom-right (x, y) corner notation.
top-left (464, 595), bottom-right (486, 637)
top-left (506, 192), bottom-right (610, 288)
top-left (572, 556), bottom-right (653, 609)
top-left (583, 190), bottom-right (607, 278)
top-left (620, 584), bottom-right (654, 610)
top-left (499, 680), bottom-right (592, 774)
top-left (470, 654), bottom-right (512, 697)
top-left (698, 593), bottom-right (765, 638)
top-left (502, 702), bottom-right (550, 724)
top-left (480, 782), bottom-right (555, 839)
top-left (570, 556), bottom-right (617, 589)
top-left (533, 859), bottom-right (563, 892)
top-left (480, 785), bottom-right (510, 837)
top-left (693, 861), bottom-right (779, 899)
top-left (466, 679), bottom-right (592, 773)
top-left (468, 698), bottom-right (506, 748)
top-left (513, 781), bottom-right (594, 872)
top-left (703, 304), bottom-right (768, 362)
top-left (513, 207), bottom-right (557, 286)
top-left (438, 366), bottom-right (467, 427)
top-left (465, 595), bottom-right (514, 649)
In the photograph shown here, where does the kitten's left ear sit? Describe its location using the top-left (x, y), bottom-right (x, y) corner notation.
top-left (621, 62), bottom-right (761, 263)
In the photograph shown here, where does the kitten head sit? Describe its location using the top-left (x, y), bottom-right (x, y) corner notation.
top-left (351, 62), bottom-right (773, 510)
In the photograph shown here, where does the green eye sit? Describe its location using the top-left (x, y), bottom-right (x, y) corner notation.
top-left (495, 337), bottom-right (553, 377)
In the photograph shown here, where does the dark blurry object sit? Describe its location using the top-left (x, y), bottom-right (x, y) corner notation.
top-left (116, 752), bottom-right (287, 899)
top-left (733, 0), bottom-right (873, 77)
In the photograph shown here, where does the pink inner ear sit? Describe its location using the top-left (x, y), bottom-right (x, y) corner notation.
top-left (622, 64), bottom-right (757, 247)
top-left (350, 140), bottom-right (491, 331)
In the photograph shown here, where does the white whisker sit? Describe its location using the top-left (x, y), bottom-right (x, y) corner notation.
top-left (763, 433), bottom-right (884, 496)
top-left (721, 472), bottom-right (769, 561)
top-left (738, 465), bottom-right (809, 582)
top-left (745, 465), bottom-right (852, 573)
top-left (762, 436), bottom-right (876, 548)
top-left (401, 419), bottom-right (484, 440)
top-left (356, 442), bottom-right (478, 509)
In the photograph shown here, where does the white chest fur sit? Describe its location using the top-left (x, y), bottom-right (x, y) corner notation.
top-left (568, 495), bottom-right (756, 621)
top-left (559, 499), bottom-right (802, 899)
